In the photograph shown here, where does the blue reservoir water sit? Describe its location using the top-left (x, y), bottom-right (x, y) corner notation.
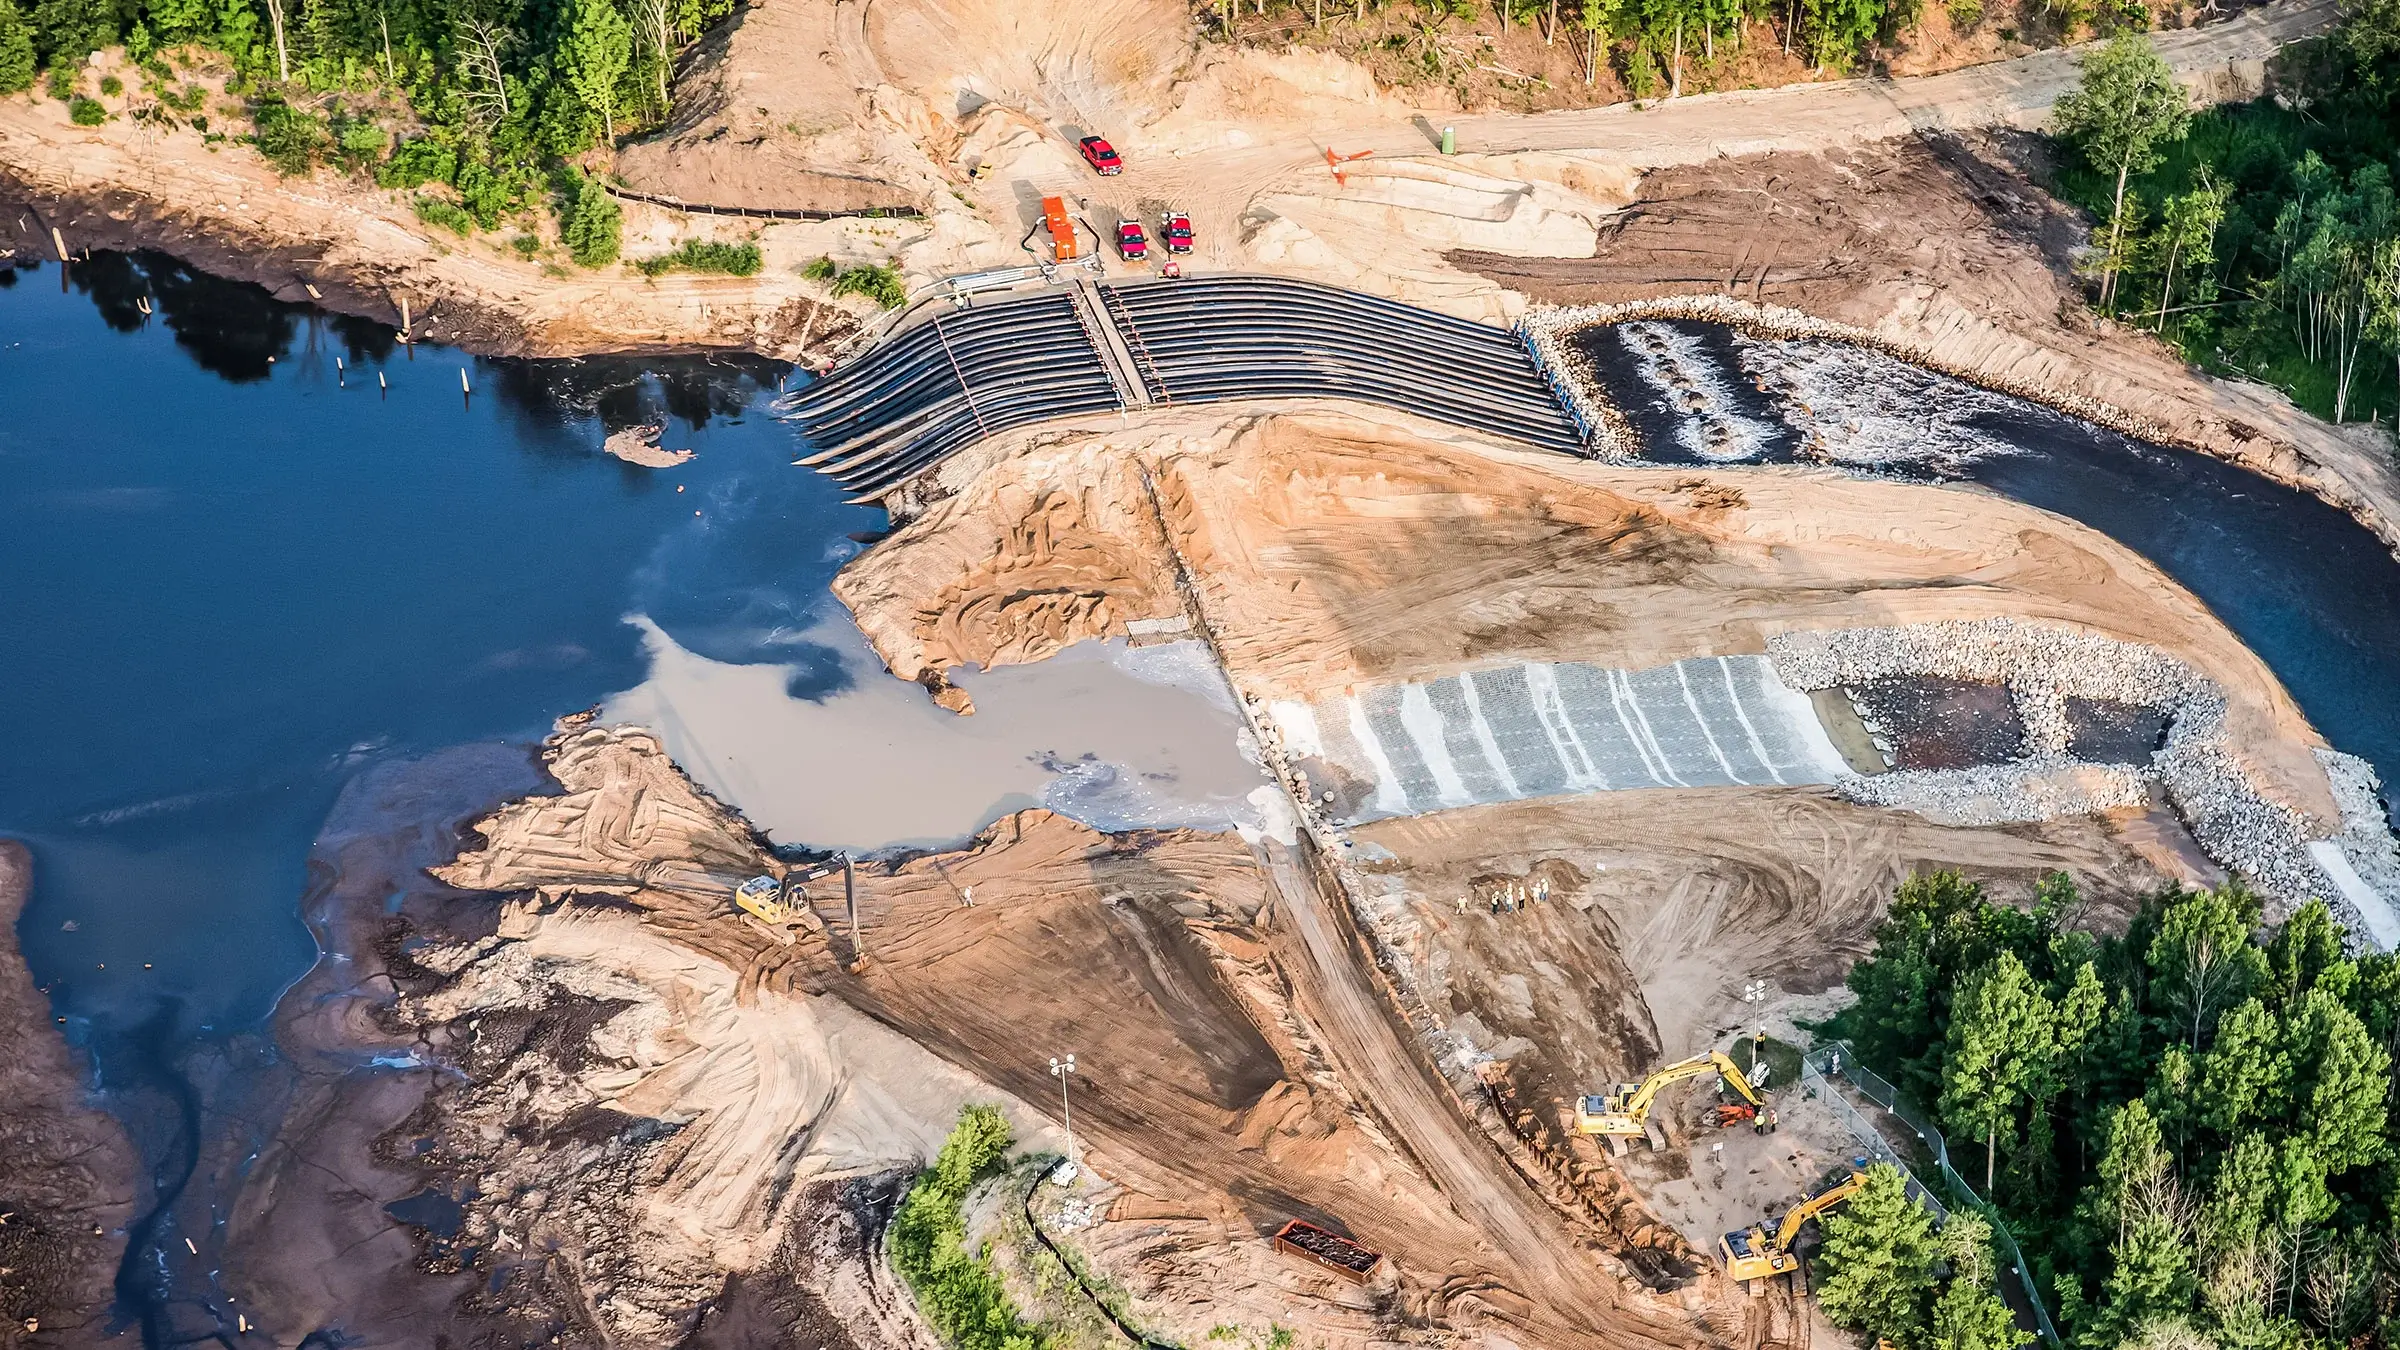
top-left (0, 252), bottom-right (879, 1041)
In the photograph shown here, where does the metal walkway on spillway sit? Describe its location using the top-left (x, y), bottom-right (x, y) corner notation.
top-left (782, 276), bottom-right (1587, 499)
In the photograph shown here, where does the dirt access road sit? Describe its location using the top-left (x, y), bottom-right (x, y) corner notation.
top-left (0, 0), bottom-right (2330, 356)
top-left (1256, 837), bottom-right (1700, 1347)
top-left (1026, 0), bottom-right (2328, 307)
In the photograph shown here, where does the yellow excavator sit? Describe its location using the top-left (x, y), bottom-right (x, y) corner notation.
top-left (1574, 1050), bottom-right (1769, 1148)
top-left (1720, 1168), bottom-right (1868, 1283)
top-left (734, 874), bottom-right (808, 944)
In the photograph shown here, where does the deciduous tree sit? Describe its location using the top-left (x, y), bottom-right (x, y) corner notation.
top-left (2054, 34), bottom-right (2190, 309)
top-left (0, 0), bottom-right (33, 91)
top-left (2148, 170), bottom-right (2229, 331)
top-left (560, 0), bottom-right (630, 141)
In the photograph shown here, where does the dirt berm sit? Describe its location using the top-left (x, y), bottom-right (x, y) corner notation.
top-left (204, 718), bottom-right (1703, 1348)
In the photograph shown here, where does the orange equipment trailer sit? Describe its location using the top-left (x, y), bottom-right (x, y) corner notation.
top-left (1041, 196), bottom-right (1079, 261)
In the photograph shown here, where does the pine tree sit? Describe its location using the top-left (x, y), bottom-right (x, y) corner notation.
top-left (2265, 900), bottom-right (2349, 1009)
top-left (2196, 998), bottom-right (2290, 1137)
top-left (1930, 1278), bottom-right (2031, 1350)
top-left (1942, 952), bottom-right (2056, 1192)
top-left (2200, 1132), bottom-right (2273, 1256)
top-left (2141, 1045), bottom-right (2195, 1169)
top-left (2283, 988), bottom-right (2388, 1173)
top-left (2092, 1100), bottom-right (2168, 1248)
top-left (2144, 886), bottom-right (2264, 1052)
top-left (1817, 1165), bottom-right (1940, 1346)
top-left (558, 169), bottom-right (621, 267)
top-left (2266, 1139), bottom-right (2333, 1318)
top-left (2049, 960), bottom-right (2107, 1105)
top-left (2085, 1207), bottom-right (2194, 1350)
top-left (0, 0), bottom-right (32, 93)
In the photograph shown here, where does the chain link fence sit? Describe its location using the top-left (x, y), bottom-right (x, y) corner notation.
top-left (1802, 1043), bottom-right (2061, 1349)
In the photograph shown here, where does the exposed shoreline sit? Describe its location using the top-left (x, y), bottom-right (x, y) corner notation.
top-left (0, 840), bottom-right (139, 1348)
top-left (14, 167), bottom-right (2399, 574)
top-left (0, 161), bottom-right (864, 362)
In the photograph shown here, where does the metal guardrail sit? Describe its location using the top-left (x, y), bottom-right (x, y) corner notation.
top-left (1803, 1043), bottom-right (2062, 1349)
top-left (600, 183), bottom-right (925, 222)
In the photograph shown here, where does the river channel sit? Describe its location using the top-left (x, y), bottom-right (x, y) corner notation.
top-left (5, 255), bottom-right (2399, 1341)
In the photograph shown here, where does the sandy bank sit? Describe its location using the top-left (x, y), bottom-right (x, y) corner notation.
top-left (0, 841), bottom-right (138, 1349)
top-left (823, 399), bottom-right (2373, 1317)
top-left (212, 716), bottom-right (1725, 1349)
top-left (0, 71), bottom-right (869, 362)
top-left (848, 404), bottom-right (2335, 825)
top-left (828, 401), bottom-right (2370, 1139)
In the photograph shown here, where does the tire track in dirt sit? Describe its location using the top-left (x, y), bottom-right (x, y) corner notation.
top-left (1256, 840), bottom-right (1707, 1350)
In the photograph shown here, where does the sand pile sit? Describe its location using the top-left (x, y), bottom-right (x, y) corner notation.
top-left (832, 438), bottom-right (1184, 707)
top-left (1243, 152), bottom-right (1635, 320)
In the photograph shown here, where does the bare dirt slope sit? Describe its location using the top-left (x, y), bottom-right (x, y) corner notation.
top-left (789, 815), bottom-right (1709, 1349)
top-left (1350, 788), bottom-right (2168, 1120)
top-left (0, 0), bottom-right (2326, 341)
top-left (0, 842), bottom-right (137, 1350)
top-left (828, 401), bottom-right (2332, 1336)
top-left (225, 719), bottom-right (1718, 1349)
top-left (868, 405), bottom-right (2331, 823)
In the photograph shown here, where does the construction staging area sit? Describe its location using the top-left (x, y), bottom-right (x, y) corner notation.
top-left (9, 0), bottom-right (2398, 1336)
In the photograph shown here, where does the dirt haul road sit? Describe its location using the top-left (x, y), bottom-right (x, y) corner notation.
top-left (1255, 838), bottom-right (1701, 1346)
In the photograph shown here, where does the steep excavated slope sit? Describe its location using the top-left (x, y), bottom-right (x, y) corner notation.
top-left (1455, 135), bottom-right (2400, 552)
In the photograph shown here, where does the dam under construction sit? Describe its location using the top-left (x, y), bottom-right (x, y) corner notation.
top-left (781, 275), bottom-right (1586, 498)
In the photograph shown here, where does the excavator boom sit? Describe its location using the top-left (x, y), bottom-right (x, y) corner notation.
top-left (1718, 1169), bottom-right (1867, 1283)
top-left (1575, 1049), bottom-right (1766, 1137)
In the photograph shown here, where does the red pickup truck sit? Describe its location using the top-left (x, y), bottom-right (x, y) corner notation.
top-left (1078, 136), bottom-right (1122, 176)
top-left (1160, 209), bottom-right (1194, 254)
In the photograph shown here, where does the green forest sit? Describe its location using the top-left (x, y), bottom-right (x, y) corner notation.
top-left (1818, 872), bottom-right (2400, 1350)
top-left (2048, 10), bottom-right (2400, 429)
top-left (0, 0), bottom-right (709, 260)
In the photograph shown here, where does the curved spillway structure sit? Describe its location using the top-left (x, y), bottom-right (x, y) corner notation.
top-left (785, 291), bottom-right (1120, 499)
top-left (784, 276), bottom-right (1587, 499)
top-left (1098, 276), bottom-right (1584, 453)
